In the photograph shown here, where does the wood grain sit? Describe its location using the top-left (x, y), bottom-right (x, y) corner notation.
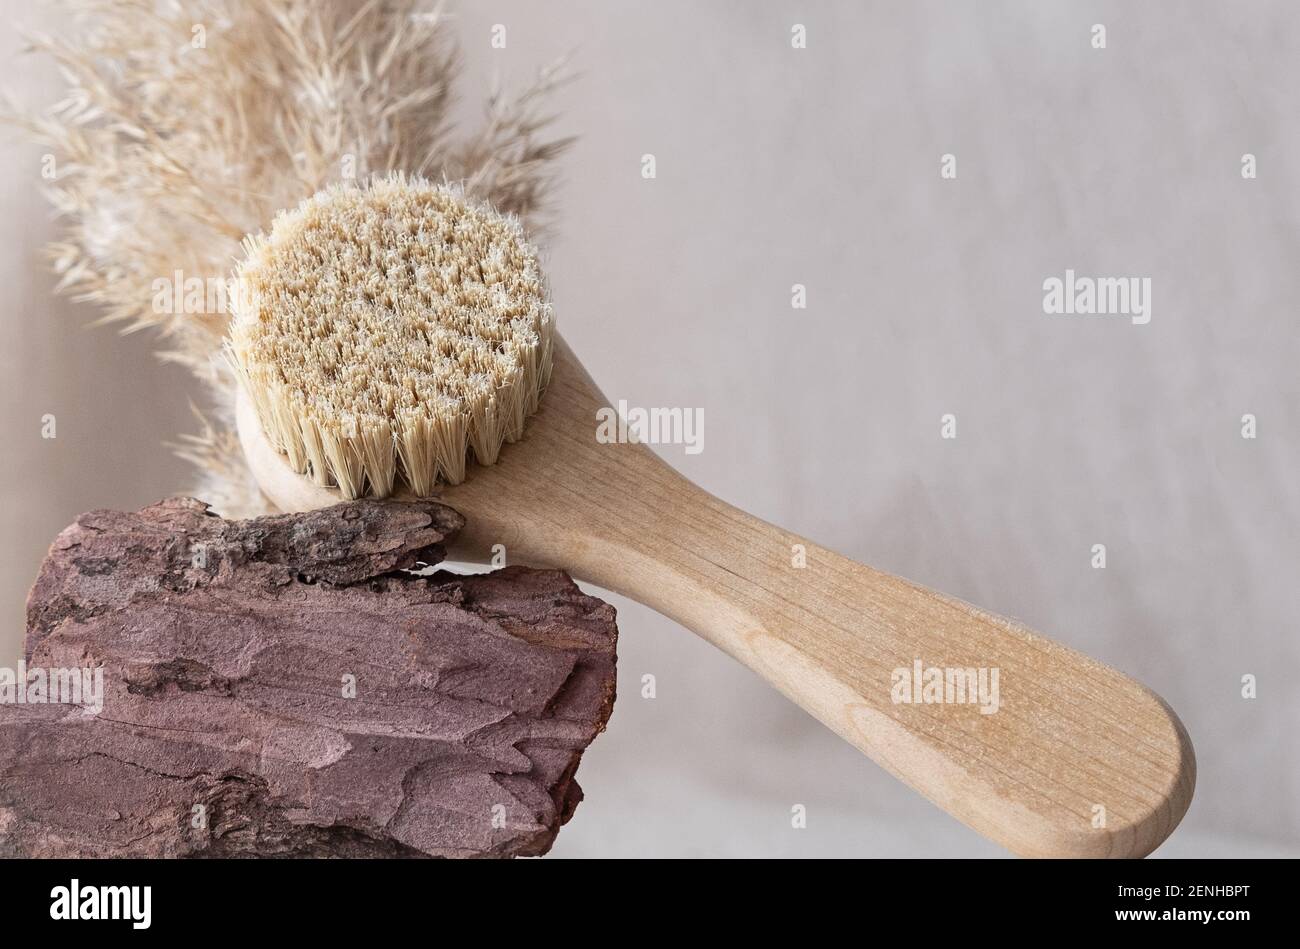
top-left (239, 335), bottom-right (1195, 858)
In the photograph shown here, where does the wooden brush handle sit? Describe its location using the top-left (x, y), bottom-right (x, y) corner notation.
top-left (239, 337), bottom-right (1195, 857)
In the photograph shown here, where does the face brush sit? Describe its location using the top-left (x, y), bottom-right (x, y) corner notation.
top-left (231, 175), bottom-right (1194, 858)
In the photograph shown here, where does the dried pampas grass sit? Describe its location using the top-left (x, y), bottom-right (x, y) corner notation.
top-left (6, 0), bottom-right (573, 517)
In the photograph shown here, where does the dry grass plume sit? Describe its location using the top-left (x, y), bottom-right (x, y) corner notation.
top-left (5, 0), bottom-right (572, 516)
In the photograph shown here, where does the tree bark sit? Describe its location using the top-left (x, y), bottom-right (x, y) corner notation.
top-left (1, 497), bottom-right (617, 858)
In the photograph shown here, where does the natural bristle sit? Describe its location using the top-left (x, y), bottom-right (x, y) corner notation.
top-left (228, 174), bottom-right (553, 499)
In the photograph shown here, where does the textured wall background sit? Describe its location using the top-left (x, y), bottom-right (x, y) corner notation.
top-left (2, 1), bottom-right (1296, 857)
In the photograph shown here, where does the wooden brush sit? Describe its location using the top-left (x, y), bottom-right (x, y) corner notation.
top-left (232, 175), bottom-right (1194, 858)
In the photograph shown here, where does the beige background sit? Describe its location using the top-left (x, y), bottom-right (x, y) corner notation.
top-left (3, 1), bottom-right (1297, 857)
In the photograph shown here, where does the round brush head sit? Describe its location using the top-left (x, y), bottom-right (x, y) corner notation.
top-left (227, 174), bottom-right (553, 499)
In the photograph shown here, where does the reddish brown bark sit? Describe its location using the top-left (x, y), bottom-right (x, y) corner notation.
top-left (1, 497), bottom-right (616, 858)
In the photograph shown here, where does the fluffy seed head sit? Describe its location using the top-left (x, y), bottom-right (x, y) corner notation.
top-left (228, 174), bottom-right (553, 499)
